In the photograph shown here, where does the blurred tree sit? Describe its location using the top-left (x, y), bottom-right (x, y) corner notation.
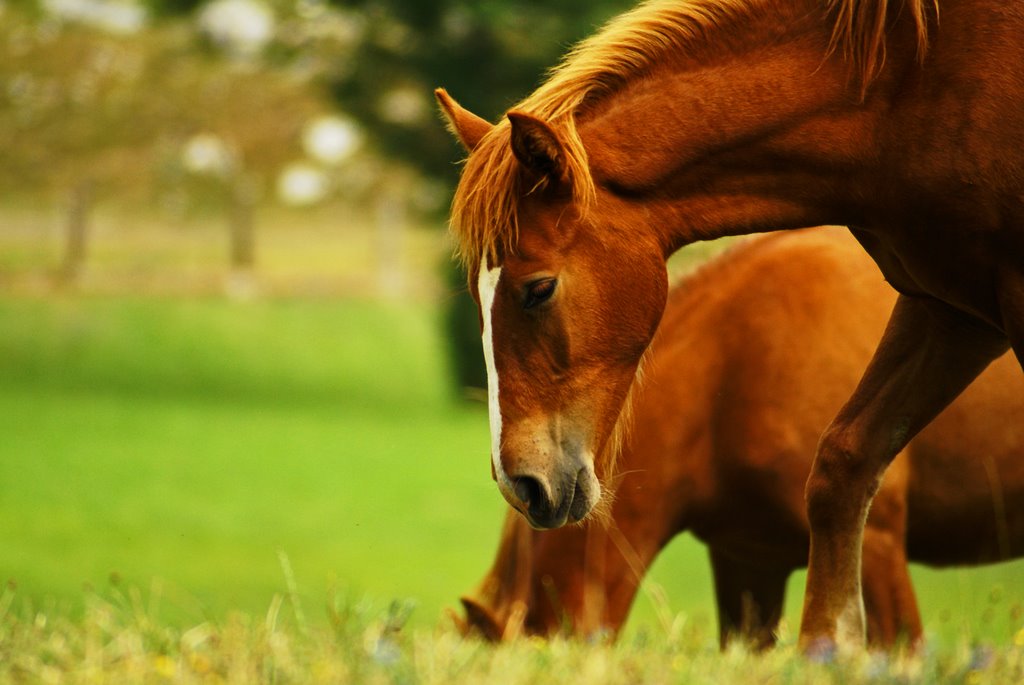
top-left (327, 0), bottom-right (634, 184)
top-left (0, 8), bottom-right (325, 287)
top-left (146, 0), bottom-right (206, 17)
top-left (322, 0), bottom-right (634, 395)
top-left (0, 0), bottom-right (636, 380)
top-left (442, 258), bottom-right (488, 396)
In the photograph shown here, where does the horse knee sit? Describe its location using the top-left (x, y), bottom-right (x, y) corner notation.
top-left (805, 424), bottom-right (888, 528)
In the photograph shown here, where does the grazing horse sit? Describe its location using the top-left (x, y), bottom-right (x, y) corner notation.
top-left (455, 228), bottom-right (1024, 649)
top-left (438, 0), bottom-right (1024, 650)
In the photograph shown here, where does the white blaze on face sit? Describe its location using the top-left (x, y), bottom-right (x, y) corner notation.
top-left (477, 255), bottom-right (507, 485)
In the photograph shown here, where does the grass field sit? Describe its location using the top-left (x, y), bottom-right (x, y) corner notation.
top-left (1, 220), bottom-right (1023, 681)
top-left (1, 588), bottom-right (1022, 685)
top-left (0, 295), bottom-right (501, 625)
top-left (1, 293), bottom-right (1022, 640)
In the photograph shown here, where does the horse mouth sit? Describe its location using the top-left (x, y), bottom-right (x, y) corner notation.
top-left (524, 505), bottom-right (570, 530)
top-left (568, 476), bottom-right (591, 523)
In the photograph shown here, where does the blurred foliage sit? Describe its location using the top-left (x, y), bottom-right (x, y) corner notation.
top-left (0, 0), bottom-right (637, 206)
top-left (442, 258), bottom-right (487, 394)
top-left (0, 0), bottom-right (636, 393)
top-left (147, 0), bottom-right (206, 17)
top-left (325, 0), bottom-right (635, 184)
top-left (319, 0), bottom-right (635, 393)
top-left (0, 7), bottom-right (326, 209)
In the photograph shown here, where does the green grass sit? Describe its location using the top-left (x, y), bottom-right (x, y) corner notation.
top-left (0, 388), bottom-right (498, 621)
top-left (0, 296), bottom-right (445, 409)
top-left (0, 295), bottom-right (506, 628)
top-left (1, 588), bottom-right (1022, 685)
top-left (0, 292), bottom-right (1022, 667)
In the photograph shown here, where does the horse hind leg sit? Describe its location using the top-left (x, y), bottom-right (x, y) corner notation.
top-left (800, 294), bottom-right (1007, 654)
top-left (708, 547), bottom-right (790, 651)
top-left (861, 524), bottom-right (922, 649)
top-left (861, 452), bottom-right (922, 649)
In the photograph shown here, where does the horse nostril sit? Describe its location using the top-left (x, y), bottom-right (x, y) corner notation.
top-left (514, 476), bottom-right (542, 509)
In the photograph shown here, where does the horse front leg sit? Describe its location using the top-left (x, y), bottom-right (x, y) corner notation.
top-left (799, 294), bottom-right (1007, 654)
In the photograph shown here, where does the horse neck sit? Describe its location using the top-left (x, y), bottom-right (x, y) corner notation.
top-left (578, 10), bottom-right (918, 253)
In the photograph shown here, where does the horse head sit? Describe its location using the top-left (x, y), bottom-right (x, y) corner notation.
top-left (438, 90), bottom-right (668, 528)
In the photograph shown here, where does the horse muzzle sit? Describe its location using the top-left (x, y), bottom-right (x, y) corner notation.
top-left (502, 459), bottom-right (600, 529)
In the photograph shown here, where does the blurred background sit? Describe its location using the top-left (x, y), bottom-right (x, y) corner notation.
top-left (1, 0), bottom-right (1021, 644)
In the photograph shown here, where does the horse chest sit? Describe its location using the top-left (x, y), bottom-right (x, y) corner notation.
top-left (847, 225), bottom-right (1005, 329)
top-left (689, 484), bottom-right (810, 567)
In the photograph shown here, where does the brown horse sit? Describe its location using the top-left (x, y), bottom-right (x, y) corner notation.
top-left (438, 0), bottom-right (1024, 650)
top-left (456, 228), bottom-right (1024, 649)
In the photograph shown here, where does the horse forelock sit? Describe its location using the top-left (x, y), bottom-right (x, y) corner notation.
top-left (449, 118), bottom-right (594, 276)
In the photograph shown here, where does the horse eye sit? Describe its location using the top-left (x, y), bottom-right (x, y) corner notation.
top-left (523, 278), bottom-right (557, 309)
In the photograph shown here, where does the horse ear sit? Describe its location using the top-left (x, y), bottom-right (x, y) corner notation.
top-left (460, 596), bottom-right (504, 641)
top-left (506, 111), bottom-right (567, 181)
top-left (435, 88), bottom-right (493, 152)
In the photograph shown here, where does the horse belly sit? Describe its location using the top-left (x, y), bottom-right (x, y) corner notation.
top-left (689, 464), bottom-right (814, 570)
top-left (905, 354), bottom-right (1024, 565)
top-left (906, 494), bottom-right (1024, 566)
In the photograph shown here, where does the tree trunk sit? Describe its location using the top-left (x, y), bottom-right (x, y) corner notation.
top-left (375, 186), bottom-right (404, 298)
top-left (60, 180), bottom-right (93, 284)
top-left (225, 177), bottom-right (258, 299)
top-left (229, 178), bottom-right (256, 270)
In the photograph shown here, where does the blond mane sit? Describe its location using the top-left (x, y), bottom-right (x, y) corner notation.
top-left (449, 0), bottom-right (936, 272)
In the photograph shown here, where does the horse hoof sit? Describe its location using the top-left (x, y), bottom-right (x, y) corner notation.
top-left (804, 636), bottom-right (838, 663)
